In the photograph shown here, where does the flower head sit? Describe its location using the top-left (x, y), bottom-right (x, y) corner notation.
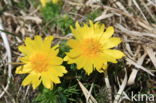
top-left (16, 35), bottom-right (67, 89)
top-left (40, 0), bottom-right (60, 7)
top-left (52, 0), bottom-right (59, 4)
top-left (40, 0), bottom-right (47, 7)
top-left (64, 21), bottom-right (125, 75)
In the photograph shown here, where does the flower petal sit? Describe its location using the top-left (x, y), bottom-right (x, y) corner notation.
top-left (16, 65), bottom-right (32, 74)
top-left (103, 49), bottom-right (125, 63)
top-left (83, 60), bottom-right (93, 75)
top-left (22, 73), bottom-right (36, 86)
top-left (24, 37), bottom-right (42, 52)
top-left (93, 56), bottom-right (105, 70)
top-left (34, 35), bottom-right (43, 46)
top-left (44, 36), bottom-right (53, 48)
top-left (40, 0), bottom-right (47, 7)
top-left (103, 26), bottom-right (114, 39)
top-left (32, 74), bottom-right (41, 89)
top-left (96, 63), bottom-right (107, 73)
top-left (41, 72), bottom-right (52, 89)
top-left (51, 66), bottom-right (67, 76)
top-left (66, 48), bottom-right (81, 59)
top-left (18, 45), bottom-right (31, 55)
top-left (75, 56), bottom-right (87, 69)
top-left (48, 70), bottom-right (61, 84)
top-left (103, 37), bottom-right (122, 49)
top-left (67, 39), bottom-right (79, 48)
top-left (50, 56), bottom-right (63, 65)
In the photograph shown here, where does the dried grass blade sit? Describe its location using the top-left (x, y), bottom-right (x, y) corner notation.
top-left (128, 53), bottom-right (147, 85)
top-left (77, 80), bottom-right (97, 103)
top-left (144, 47), bottom-right (156, 69)
top-left (126, 58), bottom-right (155, 76)
top-left (0, 19), bottom-right (12, 98)
top-left (114, 68), bottom-right (127, 103)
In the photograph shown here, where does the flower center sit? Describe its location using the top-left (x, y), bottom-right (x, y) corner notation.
top-left (30, 53), bottom-right (49, 72)
top-left (82, 39), bottom-right (103, 57)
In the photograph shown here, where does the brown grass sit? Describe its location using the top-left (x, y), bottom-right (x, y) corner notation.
top-left (0, 0), bottom-right (156, 103)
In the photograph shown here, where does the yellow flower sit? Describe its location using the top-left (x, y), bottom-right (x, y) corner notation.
top-left (52, 0), bottom-right (59, 4)
top-left (64, 21), bottom-right (125, 75)
top-left (16, 36), bottom-right (67, 89)
top-left (40, 0), bottom-right (47, 7)
top-left (40, 0), bottom-right (60, 7)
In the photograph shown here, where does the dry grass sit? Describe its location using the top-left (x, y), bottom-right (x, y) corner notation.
top-left (0, 0), bottom-right (156, 103)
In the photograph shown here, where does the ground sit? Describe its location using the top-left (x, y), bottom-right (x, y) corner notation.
top-left (0, 0), bottom-right (156, 103)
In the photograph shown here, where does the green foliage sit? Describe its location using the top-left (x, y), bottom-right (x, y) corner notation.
top-left (29, 0), bottom-right (40, 7)
top-left (41, 3), bottom-right (61, 22)
top-left (94, 87), bottom-right (109, 103)
top-left (56, 14), bottom-right (74, 35)
top-left (13, 0), bottom-right (30, 10)
top-left (34, 88), bottom-right (58, 103)
top-left (33, 85), bottom-right (79, 103)
top-left (86, 10), bottom-right (102, 21)
top-left (58, 40), bottom-right (70, 58)
top-left (41, 3), bottom-right (74, 35)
